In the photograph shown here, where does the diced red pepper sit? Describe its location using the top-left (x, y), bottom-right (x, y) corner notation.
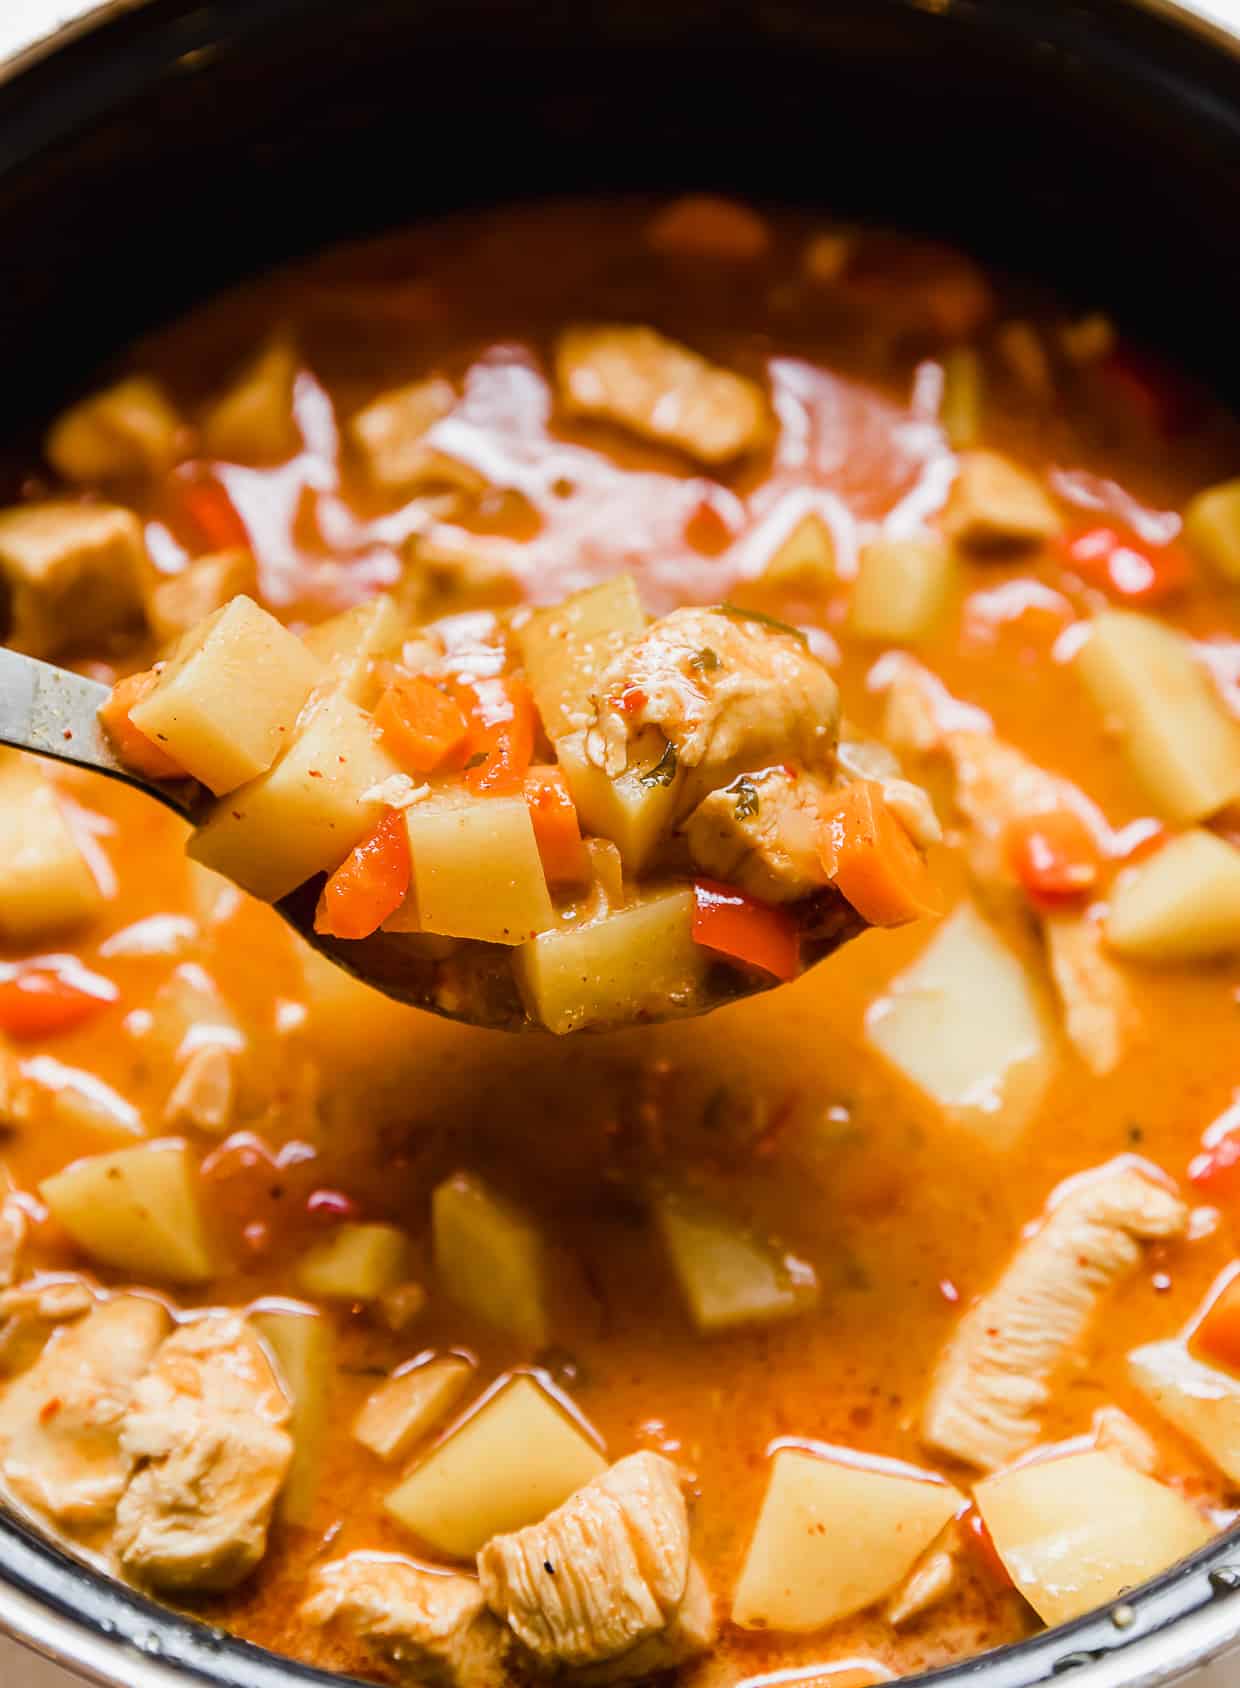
top-left (691, 880), bottom-right (800, 981)
top-left (175, 475), bottom-right (250, 551)
top-left (524, 766), bottom-right (588, 884)
top-left (1100, 344), bottom-right (1206, 437)
top-left (1005, 809), bottom-right (1102, 906)
top-left (315, 809), bottom-right (411, 940)
top-left (1194, 1273), bottom-right (1240, 1375)
top-left (1059, 525), bottom-right (1191, 606)
top-left (0, 962), bottom-right (117, 1040)
top-left (684, 498), bottom-right (734, 556)
top-left (1189, 1132), bottom-right (1240, 1205)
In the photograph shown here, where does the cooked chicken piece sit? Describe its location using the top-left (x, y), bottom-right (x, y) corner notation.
top-left (148, 548), bottom-right (257, 645)
top-left (348, 377), bottom-right (466, 495)
top-left (1043, 909), bottom-right (1140, 1077)
top-left (162, 1044), bottom-right (238, 1135)
top-left (0, 1277), bottom-right (94, 1325)
top-left (586, 608), bottom-right (838, 816)
top-left (202, 337), bottom-right (300, 463)
top-left (0, 1186), bottom-right (26, 1290)
top-left (46, 376), bottom-right (184, 484)
top-left (478, 1451), bottom-right (713, 1677)
top-left (886, 1541), bottom-right (958, 1628)
top-left (578, 1560), bottom-right (716, 1686)
top-left (0, 501), bottom-right (149, 657)
top-left (556, 325), bottom-right (769, 464)
top-left (684, 767), bottom-right (834, 903)
top-left (304, 1552), bottom-right (526, 1688)
top-left (939, 450), bottom-right (1062, 551)
top-left (940, 731), bottom-right (1083, 895)
top-left (114, 1313), bottom-right (293, 1591)
top-left (0, 1295), bottom-right (170, 1525)
top-left (1092, 1404), bottom-right (1160, 1475)
top-left (922, 1159), bottom-right (1187, 1471)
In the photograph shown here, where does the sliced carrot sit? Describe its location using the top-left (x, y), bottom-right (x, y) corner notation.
top-left (691, 880), bottom-right (800, 981)
top-left (958, 1504), bottom-right (1014, 1589)
top-left (0, 965), bottom-right (116, 1039)
top-left (1005, 808), bottom-right (1101, 905)
top-left (459, 676), bottom-right (537, 796)
top-left (315, 809), bottom-right (411, 940)
top-left (98, 669), bottom-right (188, 782)
top-left (1194, 1275), bottom-right (1240, 1375)
top-left (1059, 525), bottom-right (1191, 606)
top-left (524, 766), bottom-right (588, 884)
top-left (374, 676), bottom-right (469, 775)
top-left (176, 476), bottom-right (250, 550)
top-left (819, 781), bottom-right (940, 927)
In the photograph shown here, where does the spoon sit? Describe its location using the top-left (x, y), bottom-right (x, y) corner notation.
top-left (0, 645), bottom-right (867, 1031)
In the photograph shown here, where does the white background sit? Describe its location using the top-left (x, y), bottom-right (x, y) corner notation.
top-left (2, 0), bottom-right (1240, 1682)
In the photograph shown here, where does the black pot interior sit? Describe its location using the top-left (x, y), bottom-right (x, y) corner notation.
top-left (1, 0), bottom-right (1240, 1683)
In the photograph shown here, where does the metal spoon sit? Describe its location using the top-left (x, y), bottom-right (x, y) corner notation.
top-left (0, 645), bottom-right (866, 1031)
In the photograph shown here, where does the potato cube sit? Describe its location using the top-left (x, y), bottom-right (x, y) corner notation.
top-left (940, 346), bottom-right (983, 449)
top-left (556, 728), bottom-right (682, 873)
top-left (1129, 1340), bottom-right (1240, 1484)
top-left (202, 338), bottom-right (300, 463)
top-left (1075, 611), bottom-right (1240, 823)
top-left (353, 1355), bottom-right (473, 1462)
top-left (850, 536), bottom-right (956, 642)
top-left (432, 1173), bottom-right (549, 1348)
top-left (975, 1450), bottom-right (1211, 1627)
top-left (131, 595), bottom-right (323, 794)
top-left (761, 511), bottom-right (837, 590)
top-left (392, 791), bottom-right (553, 946)
top-left (515, 888), bottom-right (705, 1035)
top-left (384, 1374), bottom-right (606, 1558)
top-left (189, 689), bottom-right (402, 901)
top-left (733, 1446), bottom-right (962, 1630)
top-left (1184, 479), bottom-right (1240, 584)
top-left (347, 377), bottom-right (459, 493)
top-left (0, 501), bottom-right (149, 657)
top-left (296, 1223), bottom-right (410, 1301)
top-left (147, 548), bottom-right (256, 645)
top-left (46, 376), bottom-right (184, 483)
top-left (0, 752), bottom-right (105, 940)
top-left (252, 1306), bottom-right (334, 1524)
top-left (302, 594), bottom-right (406, 704)
top-left (517, 575), bottom-right (646, 740)
top-left (652, 1189), bottom-right (819, 1333)
top-left (40, 1140), bottom-right (212, 1283)
top-left (940, 450), bottom-right (1061, 550)
top-left (1107, 830), bottom-right (1240, 962)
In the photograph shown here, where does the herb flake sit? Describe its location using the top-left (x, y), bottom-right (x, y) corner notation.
top-left (718, 601), bottom-right (809, 644)
top-left (640, 739), bottom-right (679, 788)
top-left (691, 646), bottom-right (721, 674)
top-left (732, 778), bottom-right (760, 821)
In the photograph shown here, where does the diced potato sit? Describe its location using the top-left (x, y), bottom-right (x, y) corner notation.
top-left (46, 376), bottom-right (184, 482)
top-left (975, 1449), bottom-right (1212, 1627)
top-left (347, 377), bottom-right (459, 493)
top-left (384, 1374), bottom-right (606, 1558)
top-left (40, 1140), bottom-right (212, 1284)
top-left (147, 548), bottom-right (257, 645)
top-left (302, 595), bottom-right (406, 704)
top-left (733, 1447), bottom-right (963, 1630)
top-left (389, 791), bottom-right (553, 946)
top-left (761, 512), bottom-right (837, 590)
top-left (0, 752), bottom-right (105, 940)
top-left (1075, 611), bottom-right (1240, 824)
top-left (866, 901), bottom-right (1055, 1145)
top-left (849, 537), bottom-right (956, 643)
top-left (131, 595), bottom-right (324, 794)
top-left (516, 575), bottom-right (646, 741)
top-left (201, 338), bottom-right (300, 463)
top-left (0, 501), bottom-right (149, 657)
top-left (940, 450), bottom-right (1062, 550)
top-left (189, 689), bottom-right (402, 902)
top-left (1184, 479), bottom-right (1240, 585)
top-left (353, 1355), bottom-right (473, 1462)
top-left (652, 1189), bottom-right (818, 1333)
top-left (1129, 1340), bottom-right (1240, 1484)
top-left (296, 1223), bottom-right (410, 1301)
top-left (252, 1305), bottom-right (334, 1524)
top-left (432, 1173), bottom-right (549, 1347)
top-left (556, 728), bottom-right (682, 873)
top-left (940, 347), bottom-right (982, 449)
top-left (515, 887), bottom-right (705, 1035)
top-left (1106, 830), bottom-right (1240, 962)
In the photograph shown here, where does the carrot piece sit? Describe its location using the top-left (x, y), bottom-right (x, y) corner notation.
top-left (315, 809), bottom-right (411, 940)
top-left (98, 669), bottom-right (188, 781)
top-left (0, 965), bottom-right (116, 1040)
top-left (1005, 808), bottom-right (1102, 905)
top-left (460, 676), bottom-right (537, 796)
top-left (1189, 1132), bottom-right (1240, 1204)
top-left (524, 766), bottom-right (588, 884)
top-left (645, 195), bottom-right (770, 260)
top-left (177, 477), bottom-right (250, 550)
top-left (1059, 525), bottom-right (1191, 606)
top-left (1194, 1275), bottom-right (1240, 1375)
top-left (374, 676), bottom-right (469, 775)
top-left (819, 781), bottom-right (940, 927)
top-left (958, 1504), bottom-right (1014, 1589)
top-left (691, 879), bottom-right (800, 980)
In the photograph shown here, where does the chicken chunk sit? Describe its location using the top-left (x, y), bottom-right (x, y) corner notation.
top-left (939, 450), bottom-right (1062, 551)
top-left (0, 1191), bottom-right (25, 1290)
top-left (0, 1277), bottom-right (94, 1325)
top-left (586, 608), bottom-right (839, 815)
top-left (162, 1044), bottom-right (238, 1135)
top-left (0, 1295), bottom-right (170, 1525)
top-left (347, 377), bottom-right (463, 495)
top-left (886, 1542), bottom-right (958, 1628)
top-left (1092, 1404), bottom-right (1160, 1475)
top-left (147, 548), bottom-right (257, 645)
top-left (684, 767), bottom-right (834, 903)
top-left (1043, 909), bottom-right (1140, 1078)
top-left (478, 1451), bottom-right (713, 1677)
top-left (556, 325), bottom-right (769, 464)
top-left (46, 376), bottom-right (184, 484)
top-left (202, 338), bottom-right (300, 464)
top-left (922, 1159), bottom-right (1187, 1471)
top-left (304, 1553), bottom-right (526, 1688)
top-left (114, 1313), bottom-right (293, 1591)
top-left (0, 501), bottom-right (149, 657)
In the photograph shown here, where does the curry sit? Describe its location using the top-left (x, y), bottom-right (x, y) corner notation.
top-left (0, 196), bottom-right (1239, 1687)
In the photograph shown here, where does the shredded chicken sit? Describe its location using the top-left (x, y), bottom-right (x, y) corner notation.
top-left (939, 450), bottom-right (1063, 551)
top-left (556, 325), bottom-right (769, 464)
top-left (115, 1313), bottom-right (293, 1591)
top-left (922, 1159), bottom-right (1187, 1470)
top-left (0, 1295), bottom-right (170, 1525)
top-left (1043, 909), bottom-right (1141, 1077)
top-left (886, 1542), bottom-right (958, 1628)
top-left (478, 1451), bottom-right (713, 1676)
top-left (305, 1553), bottom-right (525, 1688)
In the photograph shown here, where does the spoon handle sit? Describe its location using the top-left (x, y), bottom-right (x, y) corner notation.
top-left (0, 646), bottom-right (194, 816)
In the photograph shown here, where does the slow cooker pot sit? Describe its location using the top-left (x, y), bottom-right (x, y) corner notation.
top-left (1, 1), bottom-right (1239, 1684)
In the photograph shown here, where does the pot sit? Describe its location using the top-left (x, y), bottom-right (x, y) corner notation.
top-left (0, 2), bottom-right (1239, 1684)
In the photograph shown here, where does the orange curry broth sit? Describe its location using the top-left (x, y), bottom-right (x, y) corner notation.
top-left (2, 199), bottom-right (1240, 1684)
